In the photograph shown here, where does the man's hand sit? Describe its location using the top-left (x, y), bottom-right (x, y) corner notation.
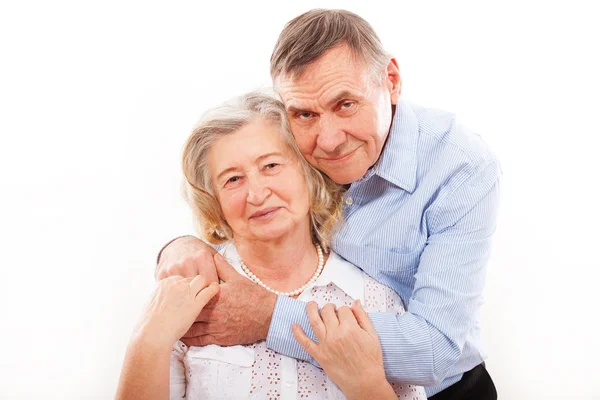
top-left (156, 236), bottom-right (218, 284)
top-left (182, 253), bottom-right (278, 347)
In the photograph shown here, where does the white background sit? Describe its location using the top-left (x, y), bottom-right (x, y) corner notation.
top-left (1, 1), bottom-right (599, 399)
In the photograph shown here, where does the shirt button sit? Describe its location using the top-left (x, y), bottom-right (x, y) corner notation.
top-left (345, 196), bottom-right (353, 205)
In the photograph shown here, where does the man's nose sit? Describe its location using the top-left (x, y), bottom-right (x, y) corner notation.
top-left (246, 174), bottom-right (271, 205)
top-left (316, 115), bottom-right (346, 153)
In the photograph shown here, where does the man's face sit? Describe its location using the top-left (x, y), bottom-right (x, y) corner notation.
top-left (276, 45), bottom-right (401, 184)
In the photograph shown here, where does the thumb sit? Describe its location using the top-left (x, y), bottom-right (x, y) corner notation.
top-left (292, 323), bottom-right (321, 363)
top-left (214, 253), bottom-right (238, 282)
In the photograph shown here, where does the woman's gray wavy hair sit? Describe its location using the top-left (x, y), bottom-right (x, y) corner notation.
top-left (182, 91), bottom-right (344, 251)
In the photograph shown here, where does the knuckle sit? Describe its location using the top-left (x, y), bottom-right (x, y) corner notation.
top-left (195, 275), bottom-right (208, 288)
top-left (338, 305), bottom-right (350, 313)
top-left (166, 263), bottom-right (183, 276)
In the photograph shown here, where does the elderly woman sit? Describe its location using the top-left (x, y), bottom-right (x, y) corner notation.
top-left (116, 92), bottom-right (426, 400)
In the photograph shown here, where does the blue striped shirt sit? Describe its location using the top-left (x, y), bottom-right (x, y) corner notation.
top-left (267, 100), bottom-right (501, 396)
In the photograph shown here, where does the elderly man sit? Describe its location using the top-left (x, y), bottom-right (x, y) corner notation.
top-left (157, 9), bottom-right (499, 399)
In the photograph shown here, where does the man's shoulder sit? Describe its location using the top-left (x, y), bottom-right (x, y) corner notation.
top-left (410, 102), bottom-right (497, 167)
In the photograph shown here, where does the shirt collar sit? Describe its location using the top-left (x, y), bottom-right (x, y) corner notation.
top-left (305, 251), bottom-right (364, 303)
top-left (220, 243), bottom-right (364, 303)
top-left (369, 100), bottom-right (419, 193)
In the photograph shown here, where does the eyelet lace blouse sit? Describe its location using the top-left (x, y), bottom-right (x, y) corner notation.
top-left (169, 245), bottom-right (427, 400)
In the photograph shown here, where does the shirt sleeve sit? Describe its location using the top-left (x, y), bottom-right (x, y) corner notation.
top-left (372, 159), bottom-right (501, 385)
top-left (169, 341), bottom-right (187, 399)
top-left (267, 159), bottom-right (501, 386)
top-left (266, 295), bottom-right (319, 365)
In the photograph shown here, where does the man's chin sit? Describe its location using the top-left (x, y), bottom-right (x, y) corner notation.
top-left (322, 167), bottom-right (367, 185)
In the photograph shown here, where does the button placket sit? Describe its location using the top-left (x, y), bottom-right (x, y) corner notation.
top-left (279, 357), bottom-right (298, 398)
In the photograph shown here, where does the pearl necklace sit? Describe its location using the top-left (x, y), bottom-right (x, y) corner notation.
top-left (239, 243), bottom-right (324, 297)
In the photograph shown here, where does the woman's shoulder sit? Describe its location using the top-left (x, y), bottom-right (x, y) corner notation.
top-left (325, 251), bottom-right (406, 313)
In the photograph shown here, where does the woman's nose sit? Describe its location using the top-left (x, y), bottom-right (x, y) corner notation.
top-left (246, 175), bottom-right (271, 205)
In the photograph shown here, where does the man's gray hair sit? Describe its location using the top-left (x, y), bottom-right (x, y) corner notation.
top-left (270, 9), bottom-right (389, 82)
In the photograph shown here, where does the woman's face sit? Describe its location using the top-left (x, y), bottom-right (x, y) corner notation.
top-left (208, 118), bottom-right (311, 243)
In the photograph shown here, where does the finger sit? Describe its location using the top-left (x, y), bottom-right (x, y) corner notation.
top-left (194, 250), bottom-right (218, 277)
top-left (213, 253), bottom-right (238, 282)
top-left (195, 282), bottom-right (220, 309)
top-left (336, 305), bottom-right (356, 326)
top-left (351, 300), bottom-right (377, 336)
top-left (306, 301), bottom-right (326, 342)
top-left (292, 323), bottom-right (321, 362)
top-left (182, 322), bottom-right (209, 338)
top-left (156, 268), bottom-right (167, 280)
top-left (189, 274), bottom-right (209, 295)
top-left (194, 303), bottom-right (220, 322)
top-left (181, 334), bottom-right (217, 347)
top-left (320, 303), bottom-right (339, 332)
top-left (159, 275), bottom-right (183, 289)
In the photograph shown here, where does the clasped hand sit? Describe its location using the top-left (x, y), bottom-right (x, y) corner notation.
top-left (292, 301), bottom-right (393, 399)
top-left (156, 237), bottom-right (277, 346)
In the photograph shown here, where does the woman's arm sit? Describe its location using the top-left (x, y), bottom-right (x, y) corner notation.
top-left (292, 300), bottom-right (396, 400)
top-left (115, 336), bottom-right (172, 400)
top-left (115, 275), bottom-right (219, 400)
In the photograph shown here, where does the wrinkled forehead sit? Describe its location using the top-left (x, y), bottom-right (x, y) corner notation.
top-left (275, 49), bottom-right (377, 110)
top-left (208, 119), bottom-right (297, 168)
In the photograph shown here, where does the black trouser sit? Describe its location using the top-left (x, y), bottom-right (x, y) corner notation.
top-left (429, 363), bottom-right (497, 400)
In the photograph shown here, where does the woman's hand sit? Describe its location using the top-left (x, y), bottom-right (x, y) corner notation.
top-left (133, 275), bottom-right (220, 349)
top-left (156, 236), bottom-right (218, 283)
top-left (292, 300), bottom-right (396, 400)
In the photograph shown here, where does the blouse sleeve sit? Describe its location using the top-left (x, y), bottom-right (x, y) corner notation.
top-left (169, 341), bottom-right (187, 399)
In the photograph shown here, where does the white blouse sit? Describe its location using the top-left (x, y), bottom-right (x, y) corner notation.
top-left (170, 245), bottom-right (427, 399)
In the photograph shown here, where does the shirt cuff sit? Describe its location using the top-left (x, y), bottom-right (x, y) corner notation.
top-left (369, 311), bottom-right (433, 383)
top-left (266, 295), bottom-right (319, 365)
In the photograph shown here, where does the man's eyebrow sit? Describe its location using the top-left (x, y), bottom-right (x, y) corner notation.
top-left (325, 90), bottom-right (356, 108)
top-left (286, 91), bottom-right (358, 114)
top-left (286, 105), bottom-right (308, 114)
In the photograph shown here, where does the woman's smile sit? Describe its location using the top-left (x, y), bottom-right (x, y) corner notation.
top-left (249, 207), bottom-right (282, 220)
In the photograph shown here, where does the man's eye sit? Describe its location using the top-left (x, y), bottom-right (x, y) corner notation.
top-left (341, 101), bottom-right (355, 109)
top-left (298, 112), bottom-right (313, 120)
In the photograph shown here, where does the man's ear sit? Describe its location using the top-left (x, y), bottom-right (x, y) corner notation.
top-left (386, 57), bottom-right (402, 104)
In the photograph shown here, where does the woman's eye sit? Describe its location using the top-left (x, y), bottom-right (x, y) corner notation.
top-left (226, 176), bottom-right (241, 184)
top-left (265, 163), bottom-right (279, 169)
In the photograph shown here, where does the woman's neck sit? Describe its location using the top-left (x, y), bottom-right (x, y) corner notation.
top-left (232, 223), bottom-right (320, 292)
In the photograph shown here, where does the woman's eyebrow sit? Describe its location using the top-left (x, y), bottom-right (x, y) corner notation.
top-left (256, 152), bottom-right (284, 162)
top-left (216, 166), bottom-right (240, 181)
